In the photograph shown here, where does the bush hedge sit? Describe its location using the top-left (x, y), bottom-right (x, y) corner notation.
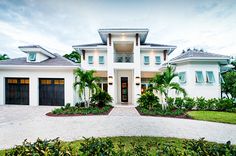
top-left (5, 137), bottom-right (236, 156)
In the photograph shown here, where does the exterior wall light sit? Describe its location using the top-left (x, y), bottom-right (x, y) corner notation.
top-left (135, 76), bottom-right (140, 85)
top-left (108, 76), bottom-right (113, 85)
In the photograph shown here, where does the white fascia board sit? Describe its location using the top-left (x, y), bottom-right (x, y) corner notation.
top-left (169, 57), bottom-right (230, 64)
top-left (0, 65), bottom-right (79, 70)
top-left (73, 46), bottom-right (107, 54)
top-left (140, 46), bottom-right (176, 54)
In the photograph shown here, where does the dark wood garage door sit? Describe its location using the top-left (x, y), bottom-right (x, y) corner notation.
top-left (5, 78), bottom-right (29, 105)
top-left (39, 78), bottom-right (64, 106)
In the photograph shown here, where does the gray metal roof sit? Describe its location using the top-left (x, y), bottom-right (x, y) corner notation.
top-left (0, 53), bottom-right (79, 67)
top-left (170, 49), bottom-right (230, 62)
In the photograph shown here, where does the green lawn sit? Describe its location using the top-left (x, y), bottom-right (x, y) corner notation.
top-left (187, 111), bottom-right (236, 124)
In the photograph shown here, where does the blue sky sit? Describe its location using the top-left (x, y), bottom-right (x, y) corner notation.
top-left (0, 0), bottom-right (236, 58)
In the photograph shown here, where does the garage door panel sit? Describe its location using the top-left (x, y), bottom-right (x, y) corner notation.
top-left (39, 78), bottom-right (64, 106)
top-left (5, 78), bottom-right (29, 105)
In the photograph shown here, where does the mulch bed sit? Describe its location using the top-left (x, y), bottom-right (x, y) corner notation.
top-left (135, 107), bottom-right (191, 119)
top-left (46, 106), bottom-right (113, 117)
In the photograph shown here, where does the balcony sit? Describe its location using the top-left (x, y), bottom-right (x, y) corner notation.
top-left (114, 53), bottom-right (134, 63)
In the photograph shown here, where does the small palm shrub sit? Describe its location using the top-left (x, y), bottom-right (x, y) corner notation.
top-left (137, 91), bottom-right (161, 110)
top-left (216, 98), bottom-right (235, 111)
top-left (90, 90), bottom-right (113, 107)
top-left (174, 97), bottom-right (184, 109)
top-left (196, 97), bottom-right (207, 110)
top-left (183, 97), bottom-right (195, 110)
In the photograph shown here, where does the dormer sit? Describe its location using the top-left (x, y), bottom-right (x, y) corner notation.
top-left (18, 45), bottom-right (55, 62)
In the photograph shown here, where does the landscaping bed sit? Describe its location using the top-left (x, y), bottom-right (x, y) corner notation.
top-left (2, 136), bottom-right (236, 155)
top-left (187, 111), bottom-right (236, 124)
top-left (46, 104), bottom-right (113, 116)
top-left (136, 106), bottom-right (187, 118)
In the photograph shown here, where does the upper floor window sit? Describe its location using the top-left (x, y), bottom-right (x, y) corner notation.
top-left (178, 72), bottom-right (186, 83)
top-left (99, 56), bottom-right (104, 64)
top-left (155, 56), bottom-right (161, 65)
top-left (195, 71), bottom-right (204, 83)
top-left (28, 52), bottom-right (36, 61)
top-left (88, 56), bottom-right (93, 64)
top-left (206, 71), bottom-right (215, 83)
top-left (144, 56), bottom-right (149, 65)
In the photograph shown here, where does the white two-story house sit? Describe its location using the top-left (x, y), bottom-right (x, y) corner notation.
top-left (73, 28), bottom-right (177, 105)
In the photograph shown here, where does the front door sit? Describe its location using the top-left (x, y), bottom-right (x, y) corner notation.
top-left (121, 77), bottom-right (128, 102)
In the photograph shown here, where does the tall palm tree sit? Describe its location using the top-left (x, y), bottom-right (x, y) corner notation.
top-left (74, 68), bottom-right (100, 107)
top-left (150, 66), bottom-right (187, 102)
top-left (0, 54), bottom-right (9, 60)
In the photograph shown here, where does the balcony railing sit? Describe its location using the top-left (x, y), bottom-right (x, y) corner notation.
top-left (114, 53), bottom-right (134, 63)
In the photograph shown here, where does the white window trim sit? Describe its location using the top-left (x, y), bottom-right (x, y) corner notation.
top-left (178, 72), bottom-right (186, 84)
top-left (195, 71), bottom-right (204, 83)
top-left (206, 71), bottom-right (215, 83)
top-left (99, 56), bottom-right (104, 64)
top-left (88, 56), bottom-right (93, 64)
top-left (155, 56), bottom-right (161, 65)
top-left (144, 56), bottom-right (149, 65)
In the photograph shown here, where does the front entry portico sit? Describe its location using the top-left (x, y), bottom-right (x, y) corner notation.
top-left (115, 70), bottom-right (133, 105)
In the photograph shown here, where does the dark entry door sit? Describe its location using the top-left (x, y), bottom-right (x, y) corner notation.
top-left (5, 78), bottom-right (29, 105)
top-left (121, 77), bottom-right (128, 102)
top-left (39, 78), bottom-right (64, 106)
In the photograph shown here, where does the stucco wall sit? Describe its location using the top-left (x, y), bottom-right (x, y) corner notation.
top-left (0, 68), bottom-right (75, 106)
top-left (171, 62), bottom-right (221, 99)
top-left (140, 50), bottom-right (164, 71)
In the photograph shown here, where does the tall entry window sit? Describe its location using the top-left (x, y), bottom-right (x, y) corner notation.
top-left (5, 78), bottom-right (29, 105)
top-left (121, 77), bottom-right (128, 102)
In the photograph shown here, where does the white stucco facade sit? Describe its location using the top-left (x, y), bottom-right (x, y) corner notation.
top-left (171, 62), bottom-right (222, 99)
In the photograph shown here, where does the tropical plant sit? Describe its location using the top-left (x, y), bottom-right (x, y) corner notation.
top-left (0, 54), bottom-right (9, 60)
top-left (74, 68), bottom-right (100, 107)
top-left (137, 90), bottom-right (161, 110)
top-left (63, 51), bottom-right (81, 63)
top-left (90, 90), bottom-right (113, 107)
top-left (222, 71), bottom-right (236, 98)
top-left (151, 66), bottom-right (187, 102)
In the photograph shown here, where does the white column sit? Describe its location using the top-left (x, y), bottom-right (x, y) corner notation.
top-left (29, 76), bottom-right (39, 106)
top-left (65, 71), bottom-right (74, 106)
top-left (0, 76), bottom-right (4, 105)
top-left (107, 35), bottom-right (115, 105)
top-left (133, 35), bottom-right (141, 105)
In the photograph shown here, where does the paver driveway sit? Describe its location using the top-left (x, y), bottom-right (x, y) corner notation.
top-left (0, 105), bottom-right (236, 149)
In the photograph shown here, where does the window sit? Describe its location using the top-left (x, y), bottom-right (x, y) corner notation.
top-left (155, 56), bottom-right (161, 65)
top-left (103, 83), bottom-right (108, 92)
top-left (28, 52), bottom-right (36, 61)
top-left (195, 71), bottom-right (204, 83)
top-left (141, 84), bottom-right (147, 94)
top-left (88, 56), bottom-right (93, 64)
top-left (144, 56), bottom-right (149, 64)
top-left (99, 56), bottom-right (104, 64)
top-left (178, 72), bottom-right (186, 83)
top-left (206, 71), bottom-right (215, 83)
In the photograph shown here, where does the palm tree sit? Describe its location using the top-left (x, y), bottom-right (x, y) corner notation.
top-left (150, 66), bottom-right (187, 103)
top-left (74, 68), bottom-right (100, 107)
top-left (0, 54), bottom-right (9, 60)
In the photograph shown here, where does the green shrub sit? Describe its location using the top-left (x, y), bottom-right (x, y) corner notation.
top-left (175, 97), bottom-right (184, 109)
top-left (79, 137), bottom-right (114, 156)
top-left (90, 90), bottom-right (113, 107)
top-left (196, 97), bottom-right (207, 110)
top-left (183, 97), bottom-right (195, 110)
top-left (137, 91), bottom-right (161, 110)
top-left (205, 98), bottom-right (218, 110)
top-left (216, 98), bottom-right (235, 111)
top-left (5, 138), bottom-right (72, 156)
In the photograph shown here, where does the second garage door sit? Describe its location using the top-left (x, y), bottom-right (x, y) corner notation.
top-left (39, 78), bottom-right (64, 106)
